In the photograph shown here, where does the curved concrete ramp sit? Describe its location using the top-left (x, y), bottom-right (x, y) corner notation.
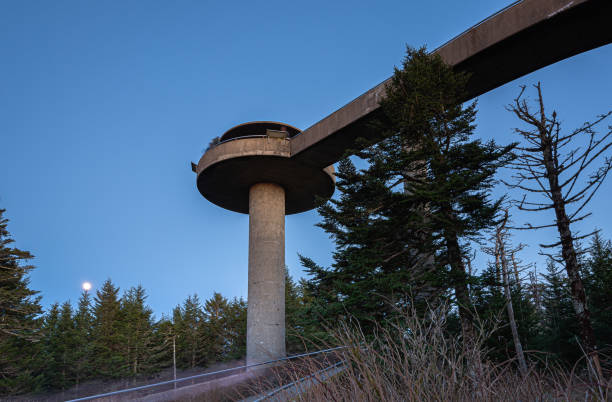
top-left (290, 0), bottom-right (612, 169)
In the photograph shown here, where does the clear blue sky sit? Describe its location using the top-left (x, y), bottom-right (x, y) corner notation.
top-left (1, 1), bottom-right (610, 318)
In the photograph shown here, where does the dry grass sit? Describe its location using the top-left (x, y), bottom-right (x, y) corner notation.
top-left (256, 305), bottom-right (611, 401)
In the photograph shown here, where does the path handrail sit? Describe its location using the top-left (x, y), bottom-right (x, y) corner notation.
top-left (66, 346), bottom-right (348, 401)
top-left (252, 359), bottom-right (346, 402)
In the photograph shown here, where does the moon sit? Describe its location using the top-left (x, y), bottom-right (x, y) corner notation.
top-left (82, 282), bottom-right (92, 291)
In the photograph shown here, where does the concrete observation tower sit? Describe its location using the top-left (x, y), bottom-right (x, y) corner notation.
top-left (193, 122), bottom-right (335, 366)
top-left (191, 0), bottom-right (611, 368)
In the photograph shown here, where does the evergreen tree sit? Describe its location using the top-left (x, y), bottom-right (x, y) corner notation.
top-left (300, 157), bottom-right (438, 334)
top-left (73, 290), bottom-right (93, 388)
top-left (471, 263), bottom-right (538, 364)
top-left (303, 47), bottom-right (515, 342)
top-left (0, 209), bottom-right (43, 395)
top-left (91, 279), bottom-right (125, 378)
top-left (41, 302), bottom-right (77, 390)
top-left (224, 297), bottom-right (247, 359)
top-left (151, 315), bottom-right (175, 371)
top-left (173, 294), bottom-right (204, 368)
top-left (40, 303), bottom-right (61, 389)
top-left (120, 285), bottom-right (156, 376)
top-left (537, 260), bottom-right (580, 363)
top-left (583, 233), bottom-right (612, 352)
top-left (201, 292), bottom-right (229, 363)
top-left (377, 47), bottom-right (516, 342)
top-left (285, 270), bottom-right (304, 352)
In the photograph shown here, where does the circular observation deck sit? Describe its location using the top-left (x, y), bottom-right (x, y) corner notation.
top-left (220, 121), bottom-right (301, 142)
top-left (195, 122), bottom-right (335, 215)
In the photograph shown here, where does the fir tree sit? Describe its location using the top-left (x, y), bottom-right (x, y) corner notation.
top-left (40, 303), bottom-right (61, 389)
top-left (151, 316), bottom-right (175, 372)
top-left (173, 294), bottom-right (203, 368)
top-left (301, 157), bottom-right (438, 333)
top-left (285, 269), bottom-right (304, 353)
top-left (201, 292), bottom-right (229, 363)
top-left (73, 290), bottom-right (93, 389)
top-left (0, 209), bottom-right (43, 395)
top-left (41, 302), bottom-right (77, 390)
top-left (303, 47), bottom-right (515, 342)
top-left (584, 233), bottom-right (612, 351)
top-left (91, 279), bottom-right (125, 378)
top-left (538, 259), bottom-right (580, 363)
top-left (120, 285), bottom-right (155, 376)
top-left (224, 297), bottom-right (246, 359)
top-left (376, 47), bottom-right (516, 343)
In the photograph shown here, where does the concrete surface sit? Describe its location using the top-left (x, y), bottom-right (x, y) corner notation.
top-left (196, 136), bottom-right (335, 214)
top-left (247, 183), bottom-right (286, 367)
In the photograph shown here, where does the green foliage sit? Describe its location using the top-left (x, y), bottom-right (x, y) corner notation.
top-left (536, 260), bottom-right (581, 363)
top-left (41, 302), bottom-right (78, 390)
top-left (224, 297), bottom-right (247, 359)
top-left (11, 285), bottom-right (249, 394)
top-left (73, 291), bottom-right (93, 386)
top-left (173, 294), bottom-right (204, 368)
top-left (379, 47), bottom-right (516, 335)
top-left (120, 285), bottom-right (157, 376)
top-left (91, 279), bottom-right (125, 378)
top-left (584, 234), bottom-right (612, 353)
top-left (471, 264), bottom-right (539, 362)
top-left (172, 292), bottom-right (247, 367)
top-left (0, 209), bottom-right (43, 395)
top-left (301, 47), bottom-right (515, 339)
top-left (201, 292), bottom-right (229, 362)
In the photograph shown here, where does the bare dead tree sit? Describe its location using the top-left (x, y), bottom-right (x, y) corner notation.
top-left (483, 211), bottom-right (528, 376)
top-left (509, 251), bottom-right (521, 284)
top-left (527, 269), bottom-right (543, 315)
top-left (505, 82), bottom-right (612, 368)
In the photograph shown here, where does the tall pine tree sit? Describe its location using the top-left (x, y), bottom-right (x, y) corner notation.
top-left (377, 47), bottom-right (516, 343)
top-left (91, 279), bottom-right (125, 378)
top-left (41, 302), bottom-right (77, 390)
top-left (173, 294), bottom-right (204, 368)
top-left (73, 290), bottom-right (93, 389)
top-left (0, 209), bottom-right (43, 395)
top-left (201, 292), bottom-right (229, 363)
top-left (538, 259), bottom-right (580, 363)
top-left (583, 233), bottom-right (612, 353)
top-left (224, 297), bottom-right (247, 360)
top-left (120, 285), bottom-right (156, 377)
top-left (303, 48), bottom-right (515, 343)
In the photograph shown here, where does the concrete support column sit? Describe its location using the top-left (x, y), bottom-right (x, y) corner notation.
top-left (247, 183), bottom-right (286, 366)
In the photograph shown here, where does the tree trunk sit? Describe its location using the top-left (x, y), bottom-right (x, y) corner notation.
top-left (445, 231), bottom-right (474, 343)
top-left (541, 139), bottom-right (597, 355)
top-left (510, 252), bottom-right (521, 284)
top-left (539, 130), bottom-right (604, 379)
top-left (173, 336), bottom-right (177, 390)
top-left (498, 232), bottom-right (528, 375)
top-left (495, 243), bottom-right (501, 284)
top-left (528, 271), bottom-right (542, 314)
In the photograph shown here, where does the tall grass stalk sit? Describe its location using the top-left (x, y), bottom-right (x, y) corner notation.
top-left (261, 305), bottom-right (610, 401)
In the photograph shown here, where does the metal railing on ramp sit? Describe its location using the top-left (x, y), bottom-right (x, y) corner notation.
top-left (66, 346), bottom-right (347, 401)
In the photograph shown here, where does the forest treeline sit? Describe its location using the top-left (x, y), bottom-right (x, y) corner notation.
top-left (2, 47), bottom-right (612, 397)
